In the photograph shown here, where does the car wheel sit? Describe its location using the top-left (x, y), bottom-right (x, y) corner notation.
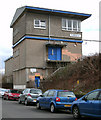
top-left (36, 102), bottom-right (41, 109)
top-left (72, 106), bottom-right (81, 119)
top-left (50, 104), bottom-right (56, 113)
top-left (3, 96), bottom-right (6, 100)
top-left (18, 98), bottom-right (22, 104)
top-left (24, 99), bottom-right (29, 106)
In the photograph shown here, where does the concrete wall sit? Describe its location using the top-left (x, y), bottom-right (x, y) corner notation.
top-left (26, 12), bottom-right (49, 37)
top-left (5, 57), bottom-right (13, 84)
top-left (25, 12), bottom-right (82, 40)
top-left (5, 57), bottom-right (13, 76)
top-left (25, 39), bottom-right (82, 68)
top-left (11, 10), bottom-right (82, 88)
top-left (62, 42), bottom-right (82, 61)
top-left (26, 39), bottom-right (46, 68)
top-left (13, 69), bottom-right (26, 88)
top-left (13, 14), bottom-right (26, 44)
top-left (12, 11), bottom-right (82, 45)
top-left (13, 40), bottom-right (26, 70)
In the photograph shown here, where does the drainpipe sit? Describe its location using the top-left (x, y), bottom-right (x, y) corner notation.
top-left (48, 14), bottom-right (50, 41)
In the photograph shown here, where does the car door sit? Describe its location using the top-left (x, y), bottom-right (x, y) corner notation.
top-left (39, 90), bottom-right (49, 107)
top-left (45, 90), bottom-right (55, 108)
top-left (79, 90), bottom-right (99, 116)
top-left (92, 90), bottom-right (101, 116)
top-left (4, 89), bottom-right (10, 98)
top-left (20, 89), bottom-right (27, 102)
top-left (25, 89), bottom-right (29, 99)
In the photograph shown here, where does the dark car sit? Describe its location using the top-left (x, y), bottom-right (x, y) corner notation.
top-left (71, 89), bottom-right (101, 119)
top-left (18, 88), bottom-right (42, 105)
top-left (3, 89), bottom-right (21, 100)
top-left (36, 89), bottom-right (77, 113)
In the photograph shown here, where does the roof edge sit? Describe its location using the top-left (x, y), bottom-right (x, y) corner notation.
top-left (10, 6), bottom-right (91, 28)
top-left (5, 56), bottom-right (13, 62)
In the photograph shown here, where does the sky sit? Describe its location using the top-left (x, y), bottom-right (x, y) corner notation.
top-left (0, 0), bottom-right (100, 71)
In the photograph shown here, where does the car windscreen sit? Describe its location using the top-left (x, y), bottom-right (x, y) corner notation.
top-left (10, 90), bottom-right (20, 93)
top-left (57, 91), bottom-right (76, 97)
top-left (30, 89), bottom-right (42, 94)
top-left (1, 89), bottom-right (7, 92)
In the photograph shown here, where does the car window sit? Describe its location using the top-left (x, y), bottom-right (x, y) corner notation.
top-left (47, 91), bottom-right (56, 97)
top-left (57, 91), bottom-right (76, 97)
top-left (25, 89), bottom-right (29, 93)
top-left (10, 90), bottom-right (20, 93)
top-left (30, 89), bottom-right (42, 94)
top-left (23, 90), bottom-right (26, 93)
top-left (98, 92), bottom-right (101, 100)
top-left (86, 91), bottom-right (99, 100)
top-left (8, 90), bottom-right (10, 93)
top-left (43, 91), bottom-right (49, 97)
top-left (1, 89), bottom-right (7, 92)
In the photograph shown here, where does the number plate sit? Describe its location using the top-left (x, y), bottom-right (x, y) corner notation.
top-left (64, 104), bottom-right (71, 107)
top-left (33, 99), bottom-right (36, 102)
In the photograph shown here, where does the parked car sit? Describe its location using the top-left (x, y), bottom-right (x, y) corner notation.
top-left (71, 89), bottom-right (101, 119)
top-left (3, 89), bottom-right (21, 100)
top-left (36, 89), bottom-right (77, 113)
top-left (0, 88), bottom-right (8, 98)
top-left (18, 88), bottom-right (42, 105)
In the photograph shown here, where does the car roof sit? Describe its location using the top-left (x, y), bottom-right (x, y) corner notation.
top-left (25, 88), bottom-right (42, 90)
top-left (48, 89), bottom-right (72, 92)
top-left (79, 89), bottom-right (101, 99)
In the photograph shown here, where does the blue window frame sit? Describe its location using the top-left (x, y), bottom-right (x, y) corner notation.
top-left (48, 47), bottom-right (61, 60)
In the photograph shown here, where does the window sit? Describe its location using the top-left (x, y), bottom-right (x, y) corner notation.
top-left (48, 91), bottom-right (56, 97)
top-left (30, 89), bottom-right (42, 94)
top-left (57, 91), bottom-right (76, 97)
top-left (86, 91), bottom-right (99, 100)
top-left (34, 19), bottom-right (46, 29)
top-left (43, 90), bottom-right (49, 97)
top-left (98, 92), bottom-right (101, 100)
top-left (62, 19), bottom-right (81, 32)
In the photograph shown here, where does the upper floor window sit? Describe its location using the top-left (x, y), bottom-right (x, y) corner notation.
top-left (62, 19), bottom-right (81, 32)
top-left (34, 19), bottom-right (46, 29)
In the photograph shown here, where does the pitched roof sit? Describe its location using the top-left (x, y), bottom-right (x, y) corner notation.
top-left (10, 6), bottom-right (91, 27)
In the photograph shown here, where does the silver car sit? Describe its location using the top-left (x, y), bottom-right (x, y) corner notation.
top-left (18, 88), bottom-right (42, 105)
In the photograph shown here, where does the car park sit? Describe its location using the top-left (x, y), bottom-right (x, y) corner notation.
top-left (3, 89), bottom-right (21, 100)
top-left (18, 88), bottom-right (42, 105)
top-left (36, 89), bottom-right (77, 113)
top-left (71, 89), bottom-right (101, 119)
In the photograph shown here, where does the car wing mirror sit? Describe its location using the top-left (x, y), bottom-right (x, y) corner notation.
top-left (40, 94), bottom-right (44, 97)
top-left (83, 97), bottom-right (87, 101)
top-left (21, 91), bottom-right (24, 94)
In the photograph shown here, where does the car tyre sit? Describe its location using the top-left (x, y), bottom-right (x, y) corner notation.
top-left (36, 102), bottom-right (41, 109)
top-left (72, 106), bottom-right (81, 119)
top-left (50, 104), bottom-right (56, 113)
top-left (3, 96), bottom-right (6, 100)
top-left (18, 98), bottom-right (22, 104)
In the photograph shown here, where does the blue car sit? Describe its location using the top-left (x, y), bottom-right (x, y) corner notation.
top-left (71, 89), bottom-right (101, 119)
top-left (36, 89), bottom-right (77, 113)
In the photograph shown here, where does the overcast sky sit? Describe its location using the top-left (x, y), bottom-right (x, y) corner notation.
top-left (0, 0), bottom-right (100, 70)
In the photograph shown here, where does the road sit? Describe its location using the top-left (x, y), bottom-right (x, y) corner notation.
top-left (1, 98), bottom-right (98, 120)
top-left (2, 98), bottom-right (73, 120)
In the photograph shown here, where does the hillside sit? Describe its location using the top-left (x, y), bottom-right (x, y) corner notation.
top-left (40, 53), bottom-right (101, 94)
